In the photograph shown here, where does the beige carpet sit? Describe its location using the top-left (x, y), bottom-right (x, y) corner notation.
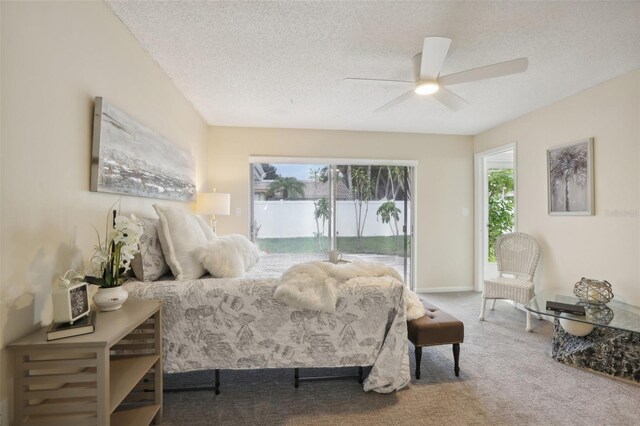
top-left (161, 292), bottom-right (639, 425)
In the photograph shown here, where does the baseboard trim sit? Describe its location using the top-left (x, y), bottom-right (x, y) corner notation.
top-left (417, 286), bottom-right (475, 293)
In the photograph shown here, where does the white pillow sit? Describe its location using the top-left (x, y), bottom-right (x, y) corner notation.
top-left (197, 217), bottom-right (216, 241)
top-left (198, 235), bottom-right (260, 278)
top-left (153, 204), bottom-right (213, 280)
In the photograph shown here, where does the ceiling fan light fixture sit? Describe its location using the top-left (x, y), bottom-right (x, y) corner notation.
top-left (414, 81), bottom-right (439, 95)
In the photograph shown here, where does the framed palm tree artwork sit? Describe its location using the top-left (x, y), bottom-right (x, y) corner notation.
top-left (547, 138), bottom-right (594, 215)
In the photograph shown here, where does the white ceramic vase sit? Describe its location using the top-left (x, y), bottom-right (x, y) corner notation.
top-left (93, 286), bottom-right (128, 311)
top-left (559, 318), bottom-right (594, 336)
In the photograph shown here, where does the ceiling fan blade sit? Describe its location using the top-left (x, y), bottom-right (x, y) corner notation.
top-left (438, 57), bottom-right (529, 86)
top-left (412, 53), bottom-right (422, 82)
top-left (374, 90), bottom-right (415, 113)
top-left (420, 37), bottom-right (452, 80)
top-left (343, 77), bottom-right (415, 86)
top-left (432, 88), bottom-right (468, 111)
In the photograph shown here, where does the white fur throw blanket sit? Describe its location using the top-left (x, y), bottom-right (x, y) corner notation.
top-left (198, 234), bottom-right (260, 278)
top-left (275, 261), bottom-right (426, 321)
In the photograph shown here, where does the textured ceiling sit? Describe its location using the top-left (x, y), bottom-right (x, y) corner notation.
top-left (106, 1), bottom-right (640, 135)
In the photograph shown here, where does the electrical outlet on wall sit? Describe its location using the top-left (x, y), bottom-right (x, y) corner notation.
top-left (0, 399), bottom-right (8, 426)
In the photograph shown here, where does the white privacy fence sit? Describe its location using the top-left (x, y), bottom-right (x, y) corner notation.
top-left (254, 200), bottom-right (408, 238)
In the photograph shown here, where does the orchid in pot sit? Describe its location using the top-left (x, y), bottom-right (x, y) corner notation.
top-left (85, 207), bottom-right (143, 311)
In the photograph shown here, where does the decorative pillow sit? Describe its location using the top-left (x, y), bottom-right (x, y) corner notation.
top-left (153, 204), bottom-right (213, 280)
top-left (198, 234), bottom-right (260, 278)
top-left (131, 218), bottom-right (170, 281)
top-left (197, 216), bottom-right (216, 241)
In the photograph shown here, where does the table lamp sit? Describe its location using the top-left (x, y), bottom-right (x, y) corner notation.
top-left (197, 190), bottom-right (230, 235)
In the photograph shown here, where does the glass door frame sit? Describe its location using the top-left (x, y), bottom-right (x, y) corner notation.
top-left (249, 156), bottom-right (418, 290)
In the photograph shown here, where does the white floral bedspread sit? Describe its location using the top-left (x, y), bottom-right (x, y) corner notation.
top-left (125, 274), bottom-right (410, 393)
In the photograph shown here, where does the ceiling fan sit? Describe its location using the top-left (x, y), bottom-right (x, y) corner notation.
top-left (345, 37), bottom-right (528, 112)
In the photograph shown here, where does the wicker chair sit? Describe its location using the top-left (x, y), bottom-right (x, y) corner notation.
top-left (479, 232), bottom-right (542, 331)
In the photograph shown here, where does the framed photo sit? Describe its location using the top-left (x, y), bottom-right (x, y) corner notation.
top-left (547, 138), bottom-right (594, 215)
top-left (91, 97), bottom-right (196, 201)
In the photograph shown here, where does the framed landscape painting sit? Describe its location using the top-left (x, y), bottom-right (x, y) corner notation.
top-left (547, 138), bottom-right (594, 215)
top-left (91, 97), bottom-right (196, 201)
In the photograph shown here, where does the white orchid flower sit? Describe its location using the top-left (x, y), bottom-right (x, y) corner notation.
top-left (87, 210), bottom-right (143, 287)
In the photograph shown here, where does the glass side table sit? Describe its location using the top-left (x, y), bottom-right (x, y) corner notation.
top-left (525, 291), bottom-right (640, 382)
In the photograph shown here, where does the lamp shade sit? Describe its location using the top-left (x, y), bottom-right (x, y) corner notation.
top-left (197, 192), bottom-right (231, 216)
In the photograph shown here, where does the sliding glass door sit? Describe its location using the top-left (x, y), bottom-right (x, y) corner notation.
top-left (251, 160), bottom-right (414, 286)
top-left (333, 165), bottom-right (411, 282)
top-left (251, 162), bottom-right (330, 255)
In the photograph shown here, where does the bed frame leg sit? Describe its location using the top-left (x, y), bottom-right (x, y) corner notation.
top-left (358, 367), bottom-right (364, 384)
top-left (214, 369), bottom-right (220, 395)
top-left (294, 368), bottom-right (299, 388)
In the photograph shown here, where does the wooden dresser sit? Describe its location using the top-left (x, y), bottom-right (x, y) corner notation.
top-left (8, 298), bottom-right (163, 425)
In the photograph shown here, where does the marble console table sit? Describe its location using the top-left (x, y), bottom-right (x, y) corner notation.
top-left (526, 291), bottom-right (640, 383)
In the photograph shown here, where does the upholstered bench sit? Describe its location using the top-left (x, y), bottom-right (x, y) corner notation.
top-left (407, 301), bottom-right (464, 379)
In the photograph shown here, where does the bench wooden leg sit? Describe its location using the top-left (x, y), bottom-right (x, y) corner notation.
top-left (415, 346), bottom-right (422, 379)
top-left (294, 368), bottom-right (299, 388)
top-left (453, 343), bottom-right (460, 377)
top-left (214, 369), bottom-right (220, 395)
top-left (358, 367), bottom-right (364, 384)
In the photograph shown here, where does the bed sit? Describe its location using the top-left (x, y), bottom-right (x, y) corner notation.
top-left (124, 253), bottom-right (411, 393)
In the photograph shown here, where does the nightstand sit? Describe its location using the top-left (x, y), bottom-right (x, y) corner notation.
top-left (8, 298), bottom-right (163, 425)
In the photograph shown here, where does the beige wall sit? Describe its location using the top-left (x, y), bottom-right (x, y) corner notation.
top-left (0, 1), bottom-right (208, 404)
top-left (475, 69), bottom-right (640, 306)
top-left (208, 126), bottom-right (475, 292)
